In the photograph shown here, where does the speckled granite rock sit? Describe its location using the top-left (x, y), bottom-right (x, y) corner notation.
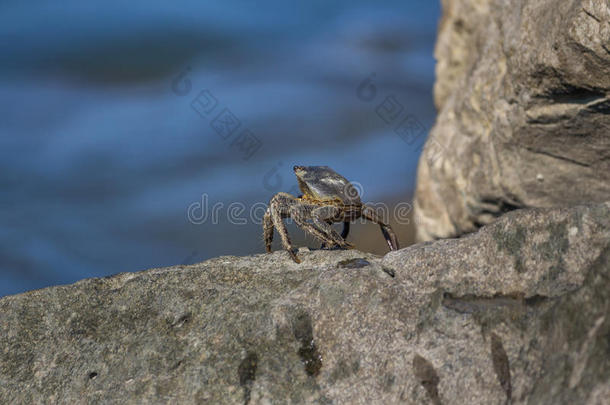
top-left (1, 202), bottom-right (608, 404)
top-left (414, 0), bottom-right (610, 241)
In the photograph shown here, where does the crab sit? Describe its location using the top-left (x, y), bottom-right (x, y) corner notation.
top-left (263, 165), bottom-right (399, 263)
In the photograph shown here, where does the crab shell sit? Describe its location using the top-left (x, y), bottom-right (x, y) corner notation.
top-left (293, 165), bottom-right (362, 206)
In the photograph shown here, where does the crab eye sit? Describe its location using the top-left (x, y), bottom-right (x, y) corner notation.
top-left (293, 165), bottom-right (302, 171)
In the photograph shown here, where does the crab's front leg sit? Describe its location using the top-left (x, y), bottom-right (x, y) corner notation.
top-left (267, 192), bottom-right (301, 263)
top-left (320, 221), bottom-right (350, 249)
top-left (361, 205), bottom-right (399, 251)
top-left (289, 203), bottom-right (346, 249)
top-left (311, 206), bottom-right (354, 249)
top-left (263, 208), bottom-right (274, 253)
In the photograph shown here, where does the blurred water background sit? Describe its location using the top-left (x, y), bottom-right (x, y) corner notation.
top-left (0, 1), bottom-right (440, 296)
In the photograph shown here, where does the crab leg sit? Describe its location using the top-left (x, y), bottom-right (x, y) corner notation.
top-left (311, 206), bottom-right (354, 249)
top-left (267, 192), bottom-right (301, 263)
top-left (341, 221), bottom-right (350, 239)
top-left (289, 205), bottom-right (344, 248)
top-left (263, 208), bottom-right (274, 253)
top-left (319, 220), bottom-right (350, 249)
top-left (361, 205), bottom-right (399, 251)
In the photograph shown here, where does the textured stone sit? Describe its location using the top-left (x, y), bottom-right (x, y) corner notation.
top-left (1, 202), bottom-right (608, 404)
top-left (414, 0), bottom-right (610, 241)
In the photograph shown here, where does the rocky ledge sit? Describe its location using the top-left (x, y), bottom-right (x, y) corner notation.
top-left (1, 202), bottom-right (608, 404)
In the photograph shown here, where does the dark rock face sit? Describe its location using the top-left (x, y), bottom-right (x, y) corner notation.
top-left (1, 202), bottom-right (608, 404)
top-left (414, 0), bottom-right (610, 241)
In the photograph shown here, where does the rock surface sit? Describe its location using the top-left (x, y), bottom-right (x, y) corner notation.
top-left (1, 202), bottom-right (608, 404)
top-left (414, 0), bottom-right (610, 241)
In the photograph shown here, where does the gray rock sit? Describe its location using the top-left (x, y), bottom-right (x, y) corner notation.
top-left (414, 0), bottom-right (610, 241)
top-left (1, 202), bottom-right (608, 404)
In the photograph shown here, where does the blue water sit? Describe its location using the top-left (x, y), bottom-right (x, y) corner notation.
top-left (0, 1), bottom-right (440, 296)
